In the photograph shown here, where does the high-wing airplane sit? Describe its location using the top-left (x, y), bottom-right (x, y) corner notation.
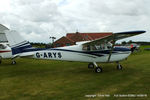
top-left (0, 24), bottom-right (16, 64)
top-left (5, 30), bottom-right (145, 73)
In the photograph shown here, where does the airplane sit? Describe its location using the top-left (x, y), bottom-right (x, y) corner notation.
top-left (4, 30), bottom-right (146, 73)
top-left (0, 42), bottom-right (17, 64)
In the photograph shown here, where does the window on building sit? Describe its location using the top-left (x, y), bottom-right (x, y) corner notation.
top-left (56, 43), bottom-right (60, 47)
top-left (66, 43), bottom-right (70, 46)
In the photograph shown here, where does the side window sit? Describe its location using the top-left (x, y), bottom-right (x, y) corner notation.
top-left (87, 45), bottom-right (90, 51)
top-left (83, 45), bottom-right (97, 51)
top-left (83, 45), bottom-right (91, 51)
top-left (0, 44), bottom-right (6, 49)
top-left (83, 42), bottom-right (112, 51)
top-left (106, 42), bottom-right (112, 50)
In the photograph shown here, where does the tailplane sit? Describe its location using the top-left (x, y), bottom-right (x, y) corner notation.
top-left (5, 30), bottom-right (32, 56)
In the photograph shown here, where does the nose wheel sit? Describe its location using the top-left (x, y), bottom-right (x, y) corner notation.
top-left (95, 67), bottom-right (103, 73)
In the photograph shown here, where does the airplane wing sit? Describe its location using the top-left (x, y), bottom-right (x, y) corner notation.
top-left (113, 30), bottom-right (146, 40)
top-left (82, 30), bottom-right (146, 46)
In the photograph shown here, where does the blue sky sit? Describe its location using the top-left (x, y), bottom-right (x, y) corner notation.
top-left (0, 0), bottom-right (150, 43)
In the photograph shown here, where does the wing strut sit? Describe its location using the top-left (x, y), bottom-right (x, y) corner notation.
top-left (107, 34), bottom-right (115, 62)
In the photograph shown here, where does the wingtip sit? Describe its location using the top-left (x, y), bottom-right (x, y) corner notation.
top-left (114, 30), bottom-right (146, 34)
top-left (134, 30), bottom-right (146, 33)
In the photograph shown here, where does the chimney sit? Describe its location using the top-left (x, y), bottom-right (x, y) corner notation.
top-left (76, 29), bottom-right (79, 34)
top-left (76, 31), bottom-right (79, 34)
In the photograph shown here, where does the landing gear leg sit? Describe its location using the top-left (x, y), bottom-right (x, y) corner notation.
top-left (116, 62), bottom-right (122, 70)
top-left (11, 59), bottom-right (16, 65)
top-left (93, 62), bottom-right (103, 73)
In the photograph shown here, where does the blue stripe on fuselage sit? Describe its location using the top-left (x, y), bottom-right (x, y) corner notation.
top-left (114, 47), bottom-right (131, 51)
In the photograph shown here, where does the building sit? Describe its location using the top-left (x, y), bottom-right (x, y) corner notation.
top-left (53, 32), bottom-right (112, 48)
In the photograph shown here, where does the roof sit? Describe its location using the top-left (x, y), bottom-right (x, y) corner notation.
top-left (54, 36), bottom-right (75, 44)
top-left (66, 32), bottom-right (113, 42)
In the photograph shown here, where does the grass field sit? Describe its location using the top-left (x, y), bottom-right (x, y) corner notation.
top-left (0, 46), bottom-right (150, 100)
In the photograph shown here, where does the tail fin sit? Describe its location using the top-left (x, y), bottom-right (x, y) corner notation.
top-left (5, 30), bottom-right (32, 55)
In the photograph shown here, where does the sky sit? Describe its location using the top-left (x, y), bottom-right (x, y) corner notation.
top-left (0, 0), bottom-right (150, 43)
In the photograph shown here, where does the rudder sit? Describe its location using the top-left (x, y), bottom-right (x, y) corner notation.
top-left (5, 30), bottom-right (32, 55)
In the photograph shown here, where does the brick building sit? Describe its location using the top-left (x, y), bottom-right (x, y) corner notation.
top-left (53, 32), bottom-right (112, 48)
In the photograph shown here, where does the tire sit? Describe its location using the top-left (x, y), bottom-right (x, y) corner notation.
top-left (88, 63), bottom-right (94, 69)
top-left (95, 67), bottom-right (103, 73)
top-left (117, 64), bottom-right (122, 70)
top-left (12, 61), bottom-right (16, 65)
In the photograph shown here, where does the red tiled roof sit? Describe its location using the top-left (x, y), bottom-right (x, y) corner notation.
top-left (66, 32), bottom-right (112, 42)
top-left (54, 36), bottom-right (74, 43)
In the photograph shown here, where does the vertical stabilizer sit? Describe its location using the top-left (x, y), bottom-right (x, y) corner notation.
top-left (5, 30), bottom-right (32, 55)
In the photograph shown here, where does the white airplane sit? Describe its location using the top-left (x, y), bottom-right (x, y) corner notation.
top-left (5, 30), bottom-right (145, 73)
top-left (0, 42), bottom-right (17, 64)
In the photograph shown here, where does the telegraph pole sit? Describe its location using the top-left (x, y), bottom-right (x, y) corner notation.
top-left (49, 36), bottom-right (56, 43)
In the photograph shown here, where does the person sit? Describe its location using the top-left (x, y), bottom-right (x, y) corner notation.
top-left (130, 44), bottom-right (136, 53)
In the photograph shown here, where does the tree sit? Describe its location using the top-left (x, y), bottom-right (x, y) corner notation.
top-left (128, 40), bottom-right (133, 44)
top-left (122, 41), bottom-right (127, 45)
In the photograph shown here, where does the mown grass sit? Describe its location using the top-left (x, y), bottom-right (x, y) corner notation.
top-left (0, 46), bottom-right (150, 100)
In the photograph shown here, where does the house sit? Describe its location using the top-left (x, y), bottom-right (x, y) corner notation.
top-left (53, 32), bottom-right (112, 48)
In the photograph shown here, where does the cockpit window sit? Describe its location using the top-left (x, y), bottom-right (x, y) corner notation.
top-left (0, 44), bottom-right (7, 49)
top-left (83, 42), bottom-right (112, 51)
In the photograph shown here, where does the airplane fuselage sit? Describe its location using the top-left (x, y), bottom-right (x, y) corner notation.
top-left (0, 42), bottom-right (131, 63)
top-left (27, 45), bottom-right (131, 63)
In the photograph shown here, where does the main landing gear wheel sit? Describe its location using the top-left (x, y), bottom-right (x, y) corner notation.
top-left (11, 61), bottom-right (16, 65)
top-left (95, 67), bottom-right (103, 73)
top-left (117, 64), bottom-right (122, 70)
top-left (88, 63), bottom-right (94, 69)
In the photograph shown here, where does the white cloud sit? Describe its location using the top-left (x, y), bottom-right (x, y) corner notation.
top-left (0, 0), bottom-right (10, 12)
top-left (0, 0), bottom-right (150, 43)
